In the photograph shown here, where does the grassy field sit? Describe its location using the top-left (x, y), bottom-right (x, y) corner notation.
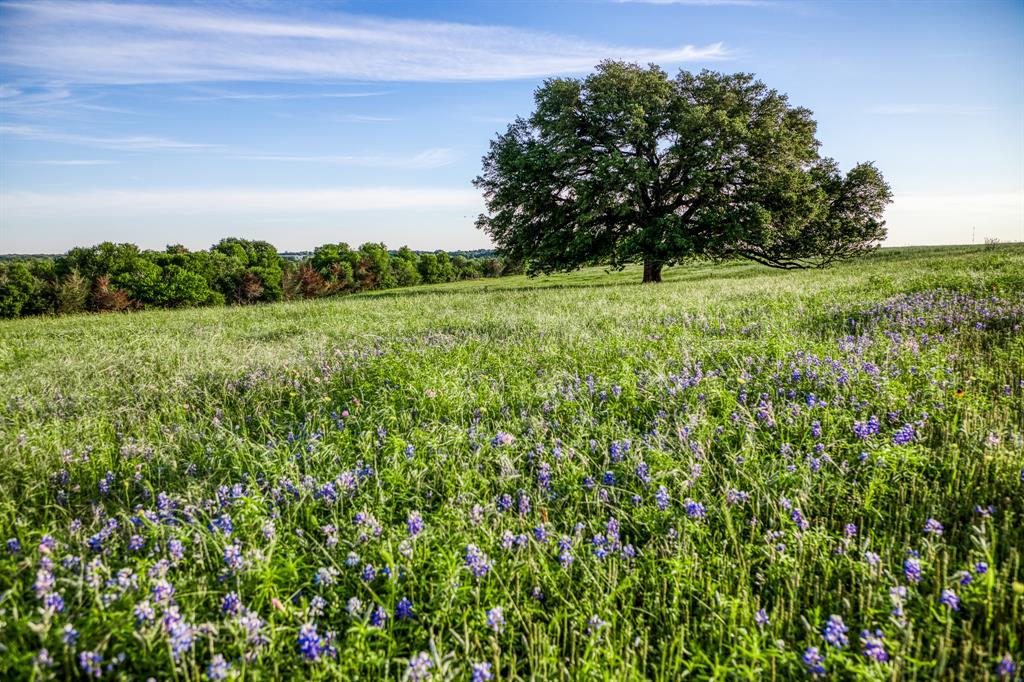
top-left (1, 244), bottom-right (1022, 680)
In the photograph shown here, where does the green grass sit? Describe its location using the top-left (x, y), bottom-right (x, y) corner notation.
top-left (1, 244), bottom-right (1022, 680)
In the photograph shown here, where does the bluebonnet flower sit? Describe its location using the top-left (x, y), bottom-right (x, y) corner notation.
top-left (98, 471), bottom-right (114, 496)
top-left (128, 535), bottom-right (146, 552)
top-left (297, 623), bottom-right (327, 661)
top-left (6, 538), bottom-right (20, 553)
top-left (309, 595), bottom-right (327, 618)
top-left (471, 661), bottom-right (494, 682)
top-left (904, 558), bottom-right (922, 584)
top-left (518, 492), bottom-right (531, 516)
top-left (404, 444), bottom-right (415, 459)
top-left (684, 499), bottom-right (706, 521)
top-left (396, 597), bottom-right (414, 620)
top-left (609, 441), bottom-right (629, 462)
top-left (975, 562), bottom-right (988, 575)
top-left (407, 511), bottom-right (424, 539)
top-left (79, 651), bottom-right (103, 678)
top-left (755, 609), bottom-right (769, 627)
top-left (537, 463), bottom-right (552, 491)
top-left (44, 592), bottom-right (65, 613)
top-left (823, 614), bottom-right (848, 648)
top-left (347, 597), bottom-right (362, 615)
top-left (844, 524), bottom-right (858, 538)
top-left (134, 599), bottom-right (156, 625)
top-left (485, 606), bottom-right (504, 633)
top-left (361, 564), bottom-right (376, 582)
top-left (36, 648), bottom-right (53, 668)
top-left (586, 614), bottom-right (608, 636)
top-left (163, 606), bottom-right (195, 661)
top-left (496, 494), bottom-right (513, 512)
top-left (152, 579), bottom-right (175, 603)
top-left (655, 486), bottom-right (670, 511)
top-left (802, 647), bottom-right (825, 677)
top-left (892, 424), bottom-right (916, 446)
top-left (939, 588), bottom-right (959, 611)
top-left (811, 420), bottom-right (822, 438)
top-left (62, 623), bottom-right (79, 647)
top-left (370, 605), bottom-right (388, 628)
top-left (791, 508), bottom-right (809, 531)
top-left (223, 543), bottom-right (243, 572)
top-left (923, 518), bottom-right (944, 536)
top-left (34, 567), bottom-right (55, 597)
top-left (860, 629), bottom-right (888, 662)
top-left (726, 489), bottom-right (750, 505)
top-left (464, 545), bottom-right (491, 578)
top-left (533, 525), bottom-right (549, 543)
top-left (207, 654), bottom-right (231, 680)
top-left (635, 462), bottom-right (650, 484)
top-left (407, 651), bottom-right (433, 681)
top-left (603, 471), bottom-right (616, 486)
top-left (997, 654), bottom-right (1016, 678)
top-left (853, 415), bottom-right (881, 440)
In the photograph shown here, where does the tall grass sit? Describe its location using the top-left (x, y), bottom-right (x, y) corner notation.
top-left (0, 244), bottom-right (1022, 680)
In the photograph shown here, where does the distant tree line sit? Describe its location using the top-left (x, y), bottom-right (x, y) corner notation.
top-left (0, 239), bottom-right (519, 318)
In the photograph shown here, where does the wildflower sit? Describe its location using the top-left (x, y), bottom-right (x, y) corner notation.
top-left (36, 648), bottom-right (53, 668)
top-left (407, 511), bottom-right (424, 538)
top-left (347, 597), bottom-right (362, 615)
top-left (892, 424), bottom-right (916, 446)
top-left (485, 606), bottom-right (505, 633)
top-left (6, 538), bottom-right (20, 553)
top-left (655, 486), bottom-right (670, 511)
top-left (223, 543), bottom-right (243, 572)
top-left (997, 654), bottom-right (1016, 678)
top-left (79, 651), bottom-right (103, 678)
top-left (370, 605), bottom-right (388, 628)
top-left (802, 646), bottom-right (825, 678)
top-left (297, 623), bottom-right (326, 661)
top-left (923, 518), bottom-right (944, 536)
top-left (207, 654), bottom-right (231, 680)
top-left (464, 544), bottom-right (491, 578)
top-left (844, 524), bottom-right (857, 538)
top-left (62, 623), bottom-right (79, 647)
top-left (152, 579), bottom-right (175, 603)
top-left (396, 597), bottom-right (414, 620)
top-left (684, 499), bottom-right (706, 520)
top-left (44, 592), bottom-right (65, 612)
top-left (491, 432), bottom-right (514, 447)
top-left (361, 564), bottom-right (376, 582)
top-left (471, 661), bottom-right (494, 682)
top-left (407, 652), bottom-right (433, 681)
top-left (975, 561), bottom-right (989, 575)
top-left (904, 558), bottom-right (922, 584)
top-left (755, 608), bottom-right (769, 627)
top-left (939, 588), bottom-right (959, 611)
top-left (134, 599), bottom-right (156, 625)
top-left (823, 614), bottom-right (848, 648)
top-left (860, 629), bottom-right (888, 662)
top-left (586, 614), bottom-right (608, 636)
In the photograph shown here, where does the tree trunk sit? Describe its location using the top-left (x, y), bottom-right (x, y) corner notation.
top-left (642, 259), bottom-right (663, 283)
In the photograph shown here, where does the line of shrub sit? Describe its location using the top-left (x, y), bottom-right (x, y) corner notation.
top-left (0, 239), bottom-right (517, 318)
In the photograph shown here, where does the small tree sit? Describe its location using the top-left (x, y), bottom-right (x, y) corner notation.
top-left (474, 61), bottom-right (892, 282)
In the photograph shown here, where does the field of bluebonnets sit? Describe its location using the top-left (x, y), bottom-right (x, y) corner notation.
top-left (0, 244), bottom-right (1022, 680)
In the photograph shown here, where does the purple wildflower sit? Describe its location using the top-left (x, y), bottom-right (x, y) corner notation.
top-left (802, 646), bottom-right (825, 678)
top-left (860, 629), bottom-right (888, 662)
top-left (823, 614), bottom-right (848, 648)
top-left (485, 606), bottom-right (504, 633)
top-left (939, 588), bottom-right (959, 611)
top-left (471, 662), bottom-right (494, 682)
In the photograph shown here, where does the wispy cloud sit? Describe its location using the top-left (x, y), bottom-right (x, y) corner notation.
top-left (25, 159), bottom-right (119, 166)
top-left (177, 90), bottom-right (392, 102)
top-left (0, 1), bottom-right (729, 84)
top-left (231, 148), bottom-right (454, 170)
top-left (0, 124), bottom-right (215, 151)
top-left (1, 186), bottom-right (483, 215)
top-left (866, 104), bottom-right (996, 115)
top-left (615, 0), bottom-right (774, 5)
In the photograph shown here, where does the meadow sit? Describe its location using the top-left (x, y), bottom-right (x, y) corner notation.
top-left (0, 244), bottom-right (1022, 680)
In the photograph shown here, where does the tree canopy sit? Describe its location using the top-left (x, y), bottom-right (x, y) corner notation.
top-left (474, 61), bottom-right (893, 282)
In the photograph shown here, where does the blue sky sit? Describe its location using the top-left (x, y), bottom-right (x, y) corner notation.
top-left (1, 0), bottom-right (1021, 254)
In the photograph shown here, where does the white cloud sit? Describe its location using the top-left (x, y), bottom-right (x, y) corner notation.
top-left (1, 186), bottom-right (483, 217)
top-left (1, 124), bottom-right (215, 151)
top-left (231, 148), bottom-right (455, 169)
top-left (0, 1), bottom-right (729, 84)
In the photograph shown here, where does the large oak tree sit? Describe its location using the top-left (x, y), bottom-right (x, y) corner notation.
top-left (474, 61), bottom-right (892, 282)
